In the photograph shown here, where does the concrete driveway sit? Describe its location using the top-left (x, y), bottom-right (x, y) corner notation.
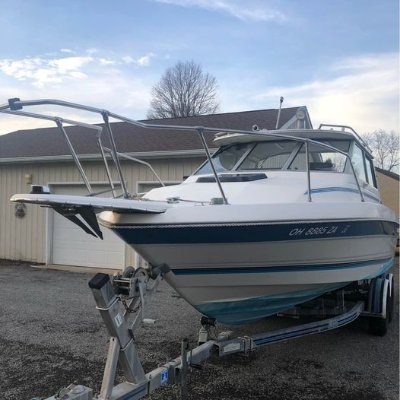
top-left (0, 260), bottom-right (398, 400)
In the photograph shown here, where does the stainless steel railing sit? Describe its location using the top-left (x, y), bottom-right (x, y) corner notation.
top-left (318, 123), bottom-right (372, 154)
top-left (0, 98), bottom-right (365, 203)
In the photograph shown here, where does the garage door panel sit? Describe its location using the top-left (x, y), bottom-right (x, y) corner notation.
top-left (51, 185), bottom-right (125, 269)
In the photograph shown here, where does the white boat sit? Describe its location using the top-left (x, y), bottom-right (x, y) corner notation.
top-left (97, 129), bottom-right (397, 324)
top-left (4, 99), bottom-right (398, 325)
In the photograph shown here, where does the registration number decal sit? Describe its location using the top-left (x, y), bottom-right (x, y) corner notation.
top-left (289, 224), bottom-right (351, 238)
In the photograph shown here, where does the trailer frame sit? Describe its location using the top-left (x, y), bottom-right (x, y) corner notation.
top-left (32, 268), bottom-right (394, 400)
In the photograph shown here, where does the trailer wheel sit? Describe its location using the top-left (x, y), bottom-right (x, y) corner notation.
top-left (368, 276), bottom-right (392, 337)
top-left (122, 265), bottom-right (136, 278)
top-left (387, 274), bottom-right (395, 323)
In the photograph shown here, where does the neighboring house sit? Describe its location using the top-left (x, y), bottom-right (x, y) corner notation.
top-left (375, 167), bottom-right (399, 217)
top-left (0, 106), bottom-right (311, 270)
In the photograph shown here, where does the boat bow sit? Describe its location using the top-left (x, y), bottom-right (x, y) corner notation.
top-left (10, 193), bottom-right (169, 238)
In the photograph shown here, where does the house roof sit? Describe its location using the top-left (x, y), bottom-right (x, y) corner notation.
top-left (0, 107), bottom-right (303, 159)
top-left (376, 167), bottom-right (400, 181)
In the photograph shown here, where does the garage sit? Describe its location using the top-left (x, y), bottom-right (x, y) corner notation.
top-left (49, 184), bottom-right (125, 269)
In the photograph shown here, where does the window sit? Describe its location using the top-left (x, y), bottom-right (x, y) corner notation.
top-left (194, 139), bottom-right (351, 174)
top-left (238, 141), bottom-right (299, 170)
top-left (365, 157), bottom-right (377, 187)
top-left (289, 140), bottom-right (350, 172)
top-left (351, 144), bottom-right (367, 183)
top-left (195, 143), bottom-right (253, 175)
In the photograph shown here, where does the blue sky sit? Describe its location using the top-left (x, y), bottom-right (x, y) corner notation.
top-left (0, 0), bottom-right (398, 134)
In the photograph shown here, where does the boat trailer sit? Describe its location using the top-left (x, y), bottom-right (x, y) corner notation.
top-left (33, 267), bottom-right (394, 400)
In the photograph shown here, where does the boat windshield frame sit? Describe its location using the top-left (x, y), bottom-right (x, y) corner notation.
top-left (195, 139), bottom-right (352, 175)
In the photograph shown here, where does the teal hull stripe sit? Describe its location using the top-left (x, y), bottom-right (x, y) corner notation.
top-left (195, 258), bottom-right (395, 325)
top-left (172, 257), bottom-right (393, 276)
top-left (197, 282), bottom-right (346, 325)
top-left (305, 186), bottom-right (380, 202)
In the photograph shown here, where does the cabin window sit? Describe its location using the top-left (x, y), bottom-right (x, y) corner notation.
top-left (238, 141), bottom-right (299, 170)
top-left (288, 140), bottom-right (350, 172)
top-left (195, 143), bottom-right (253, 175)
top-left (195, 139), bottom-right (351, 174)
top-left (365, 157), bottom-right (377, 187)
top-left (351, 144), bottom-right (368, 183)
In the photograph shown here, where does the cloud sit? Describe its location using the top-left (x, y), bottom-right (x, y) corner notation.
top-left (48, 56), bottom-right (93, 73)
top-left (0, 51), bottom-right (157, 134)
top-left (136, 53), bottom-right (155, 66)
top-left (122, 53), bottom-right (155, 66)
top-left (2, 49), bottom-right (396, 139)
top-left (60, 48), bottom-right (75, 54)
top-left (0, 51), bottom-right (155, 89)
top-left (0, 70), bottom-right (153, 134)
top-left (153, 0), bottom-right (287, 22)
top-left (253, 53), bottom-right (399, 133)
top-left (99, 58), bottom-right (117, 66)
top-left (0, 56), bottom-right (93, 88)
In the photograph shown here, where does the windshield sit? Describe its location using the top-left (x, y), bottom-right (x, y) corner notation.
top-left (238, 141), bottom-right (299, 170)
top-left (288, 140), bottom-right (350, 172)
top-left (195, 139), bottom-right (351, 174)
top-left (195, 142), bottom-right (254, 175)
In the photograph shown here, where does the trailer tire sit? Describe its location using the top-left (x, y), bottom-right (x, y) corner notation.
top-left (122, 265), bottom-right (136, 278)
top-left (369, 314), bottom-right (388, 337)
top-left (387, 275), bottom-right (394, 323)
top-left (368, 277), bottom-right (391, 337)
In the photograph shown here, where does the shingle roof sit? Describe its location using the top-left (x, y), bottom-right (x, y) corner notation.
top-left (0, 107), bottom-right (301, 159)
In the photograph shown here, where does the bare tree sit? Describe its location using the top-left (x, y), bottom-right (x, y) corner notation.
top-left (147, 61), bottom-right (219, 119)
top-left (363, 129), bottom-right (399, 172)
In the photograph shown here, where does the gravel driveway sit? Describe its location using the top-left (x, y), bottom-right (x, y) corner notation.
top-left (0, 260), bottom-right (398, 400)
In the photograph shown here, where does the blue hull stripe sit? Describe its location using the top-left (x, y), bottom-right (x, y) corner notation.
top-left (194, 258), bottom-right (395, 325)
top-left (305, 186), bottom-right (380, 202)
top-left (172, 257), bottom-right (393, 276)
top-left (112, 220), bottom-right (397, 245)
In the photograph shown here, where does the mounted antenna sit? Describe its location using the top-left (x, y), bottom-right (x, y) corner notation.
top-left (275, 96), bottom-right (284, 129)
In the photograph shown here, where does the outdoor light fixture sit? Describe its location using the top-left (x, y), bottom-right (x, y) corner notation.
top-left (24, 174), bottom-right (32, 184)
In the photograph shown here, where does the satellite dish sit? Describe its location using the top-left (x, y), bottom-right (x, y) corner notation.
top-left (296, 109), bottom-right (306, 120)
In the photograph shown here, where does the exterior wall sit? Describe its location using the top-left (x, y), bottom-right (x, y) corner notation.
top-left (0, 157), bottom-right (204, 264)
top-left (376, 170), bottom-right (399, 216)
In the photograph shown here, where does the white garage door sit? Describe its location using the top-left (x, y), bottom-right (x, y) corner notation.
top-left (51, 184), bottom-right (125, 269)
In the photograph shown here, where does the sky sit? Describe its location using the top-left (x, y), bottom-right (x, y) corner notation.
top-left (0, 0), bottom-right (398, 135)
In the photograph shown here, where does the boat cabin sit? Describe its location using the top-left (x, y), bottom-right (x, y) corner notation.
top-left (195, 129), bottom-right (377, 189)
top-left (145, 128), bottom-right (380, 205)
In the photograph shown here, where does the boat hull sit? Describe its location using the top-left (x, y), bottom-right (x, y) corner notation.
top-left (99, 203), bottom-right (398, 325)
top-left (163, 257), bottom-right (395, 324)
